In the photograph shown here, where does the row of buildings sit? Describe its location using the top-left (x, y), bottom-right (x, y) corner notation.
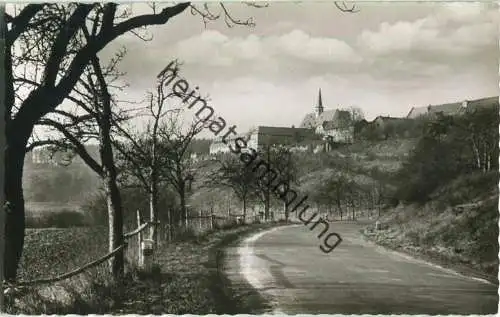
top-left (406, 96), bottom-right (498, 119)
top-left (209, 91), bottom-right (499, 155)
top-left (209, 89), bottom-right (356, 154)
top-left (28, 92), bottom-right (498, 164)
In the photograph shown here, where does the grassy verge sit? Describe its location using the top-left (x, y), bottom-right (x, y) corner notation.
top-left (361, 197), bottom-right (499, 285)
top-left (7, 226), bottom-right (111, 314)
top-left (18, 226), bottom-right (108, 281)
top-left (107, 222), bottom-right (283, 314)
top-left (8, 222), bottom-right (285, 314)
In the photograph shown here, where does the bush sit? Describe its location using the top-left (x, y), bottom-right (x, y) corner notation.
top-left (394, 108), bottom-right (499, 204)
top-left (433, 171), bottom-right (498, 208)
top-left (81, 186), bottom-right (178, 227)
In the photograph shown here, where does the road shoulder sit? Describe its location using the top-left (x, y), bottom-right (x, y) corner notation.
top-left (360, 226), bottom-right (498, 286)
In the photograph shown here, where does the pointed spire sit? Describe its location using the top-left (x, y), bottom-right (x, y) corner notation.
top-left (315, 88), bottom-right (324, 116)
top-left (318, 88), bottom-right (323, 108)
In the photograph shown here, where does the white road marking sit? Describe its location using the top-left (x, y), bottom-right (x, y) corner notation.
top-left (366, 269), bottom-right (390, 273)
top-left (238, 226), bottom-right (287, 289)
top-left (238, 226), bottom-right (292, 313)
top-left (427, 272), bottom-right (465, 279)
top-left (369, 241), bottom-right (494, 285)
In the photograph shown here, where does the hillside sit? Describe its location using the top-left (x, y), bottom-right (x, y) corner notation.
top-left (365, 172), bottom-right (498, 279)
top-left (23, 163), bottom-right (100, 206)
top-left (291, 108), bottom-right (498, 279)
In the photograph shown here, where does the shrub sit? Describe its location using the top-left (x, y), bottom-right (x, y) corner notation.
top-left (433, 171), bottom-right (498, 208)
top-left (394, 108), bottom-right (499, 204)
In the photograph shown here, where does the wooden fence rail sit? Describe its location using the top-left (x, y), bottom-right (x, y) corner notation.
top-left (4, 207), bottom-right (275, 290)
top-left (5, 212), bottom-right (156, 289)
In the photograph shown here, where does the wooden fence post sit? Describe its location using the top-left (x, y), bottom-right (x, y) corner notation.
top-left (136, 210), bottom-right (143, 267)
top-left (199, 209), bottom-right (202, 231)
top-left (210, 206), bottom-right (214, 231)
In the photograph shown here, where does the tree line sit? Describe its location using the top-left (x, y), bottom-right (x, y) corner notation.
top-left (395, 106), bottom-right (499, 204)
top-left (3, 2), bottom-right (271, 282)
top-left (3, 2), bottom-right (360, 283)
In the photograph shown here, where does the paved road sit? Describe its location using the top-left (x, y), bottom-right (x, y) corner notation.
top-left (224, 223), bottom-right (498, 314)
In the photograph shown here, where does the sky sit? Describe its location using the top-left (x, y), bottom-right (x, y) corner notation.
top-left (97, 1), bottom-right (498, 138)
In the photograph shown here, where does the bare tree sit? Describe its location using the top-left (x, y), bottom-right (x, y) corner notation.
top-left (458, 108), bottom-right (498, 173)
top-left (35, 50), bottom-right (128, 279)
top-left (5, 3), bottom-right (193, 281)
top-left (113, 65), bottom-right (183, 247)
top-left (267, 146), bottom-right (298, 222)
top-left (253, 145), bottom-right (273, 221)
top-left (209, 156), bottom-right (257, 223)
top-left (4, 1), bottom-right (358, 280)
top-left (314, 173), bottom-right (354, 221)
top-left (348, 106), bottom-right (365, 122)
top-left (156, 114), bottom-right (207, 234)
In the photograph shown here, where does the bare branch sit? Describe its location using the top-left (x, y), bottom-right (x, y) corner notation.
top-left (334, 1), bottom-right (359, 13)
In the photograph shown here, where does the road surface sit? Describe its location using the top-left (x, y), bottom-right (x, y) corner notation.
top-left (224, 223), bottom-right (498, 314)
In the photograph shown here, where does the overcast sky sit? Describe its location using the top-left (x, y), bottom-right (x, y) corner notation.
top-left (99, 1), bottom-right (498, 137)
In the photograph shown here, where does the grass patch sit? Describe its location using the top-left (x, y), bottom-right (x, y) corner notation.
top-left (18, 227), bottom-right (108, 281)
top-left (107, 222), bottom-right (281, 314)
top-left (7, 226), bottom-right (111, 314)
top-left (8, 222), bottom-right (283, 314)
top-left (363, 194), bottom-right (499, 284)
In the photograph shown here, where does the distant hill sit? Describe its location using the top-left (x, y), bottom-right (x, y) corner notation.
top-left (24, 145), bottom-right (101, 207)
top-left (187, 138), bottom-right (211, 155)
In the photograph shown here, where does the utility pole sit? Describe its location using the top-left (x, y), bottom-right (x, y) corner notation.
top-left (0, 3), bottom-right (6, 312)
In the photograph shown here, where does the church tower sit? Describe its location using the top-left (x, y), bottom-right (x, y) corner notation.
top-left (315, 88), bottom-right (324, 117)
top-left (314, 88), bottom-right (324, 118)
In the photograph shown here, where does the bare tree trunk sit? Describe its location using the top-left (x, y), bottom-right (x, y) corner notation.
top-left (336, 198), bottom-right (342, 221)
top-left (149, 180), bottom-right (158, 246)
top-left (180, 188), bottom-right (187, 228)
top-left (4, 136), bottom-right (28, 281)
top-left (487, 152), bottom-right (491, 171)
top-left (150, 113), bottom-right (159, 245)
top-left (168, 208), bottom-right (173, 241)
top-left (99, 89), bottom-right (124, 280)
top-left (103, 173), bottom-right (124, 279)
top-left (482, 140), bottom-right (487, 173)
top-left (284, 201), bottom-right (289, 223)
top-left (471, 138), bottom-right (481, 170)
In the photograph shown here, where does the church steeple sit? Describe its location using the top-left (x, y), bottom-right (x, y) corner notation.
top-left (315, 88), bottom-right (324, 117)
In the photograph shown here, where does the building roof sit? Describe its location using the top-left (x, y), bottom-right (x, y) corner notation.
top-left (428, 102), bottom-right (463, 115)
top-left (256, 126), bottom-right (313, 136)
top-left (322, 110), bottom-right (352, 130)
top-left (300, 109), bottom-right (352, 130)
top-left (407, 102), bottom-right (463, 118)
top-left (407, 106), bottom-right (428, 118)
top-left (300, 109), bottom-right (339, 129)
top-left (407, 96), bottom-right (499, 119)
top-left (466, 96), bottom-right (499, 113)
